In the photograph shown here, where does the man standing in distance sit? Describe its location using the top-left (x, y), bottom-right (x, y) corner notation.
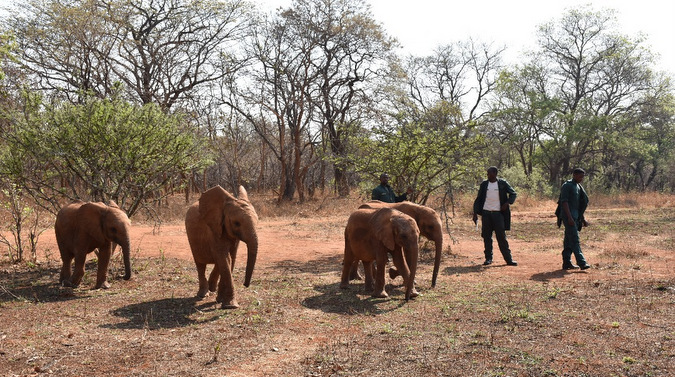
top-left (372, 173), bottom-right (412, 203)
top-left (557, 168), bottom-right (591, 270)
top-left (472, 166), bottom-right (518, 266)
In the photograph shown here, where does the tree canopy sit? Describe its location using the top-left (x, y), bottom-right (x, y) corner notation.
top-left (0, 0), bottom-right (673, 211)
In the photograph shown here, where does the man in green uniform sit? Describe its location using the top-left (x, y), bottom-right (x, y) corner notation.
top-left (556, 168), bottom-right (591, 270)
top-left (371, 173), bottom-right (412, 203)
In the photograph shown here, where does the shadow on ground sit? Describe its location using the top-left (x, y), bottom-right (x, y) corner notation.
top-left (270, 254), bottom-right (343, 274)
top-left (103, 296), bottom-right (219, 330)
top-left (0, 263), bottom-right (109, 304)
top-left (302, 280), bottom-right (408, 315)
top-left (442, 264), bottom-right (484, 276)
top-left (530, 269), bottom-right (569, 281)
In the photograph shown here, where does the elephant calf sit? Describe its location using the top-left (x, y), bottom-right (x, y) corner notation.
top-left (185, 185), bottom-right (259, 309)
top-left (358, 200), bottom-right (444, 288)
top-left (55, 201), bottom-right (132, 289)
top-left (340, 207), bottom-right (420, 300)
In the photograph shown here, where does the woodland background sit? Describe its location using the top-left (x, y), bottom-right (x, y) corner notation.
top-left (0, 0), bottom-right (674, 260)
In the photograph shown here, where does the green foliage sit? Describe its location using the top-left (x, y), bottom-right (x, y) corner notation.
top-left (0, 92), bottom-right (211, 216)
top-left (499, 165), bottom-right (554, 198)
top-left (0, 32), bottom-right (17, 81)
top-left (350, 101), bottom-right (486, 203)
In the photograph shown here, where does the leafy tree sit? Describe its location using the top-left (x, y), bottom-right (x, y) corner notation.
top-left (533, 6), bottom-right (659, 184)
top-left (489, 63), bottom-right (559, 180)
top-left (352, 100), bottom-right (484, 204)
top-left (355, 40), bottom-right (502, 205)
top-left (0, 92), bottom-right (211, 217)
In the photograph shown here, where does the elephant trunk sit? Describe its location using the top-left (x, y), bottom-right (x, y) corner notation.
top-left (431, 236), bottom-right (443, 288)
top-left (243, 237), bottom-right (258, 287)
top-left (405, 245), bottom-right (418, 301)
top-left (121, 241), bottom-right (132, 280)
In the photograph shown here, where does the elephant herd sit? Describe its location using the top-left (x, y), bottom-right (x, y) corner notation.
top-left (56, 185), bottom-right (444, 309)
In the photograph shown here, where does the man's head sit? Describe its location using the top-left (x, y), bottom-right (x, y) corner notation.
top-left (379, 173), bottom-right (389, 185)
top-left (487, 166), bottom-right (498, 182)
top-left (572, 168), bottom-right (586, 183)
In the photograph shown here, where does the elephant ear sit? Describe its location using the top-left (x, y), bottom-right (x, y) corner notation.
top-left (199, 186), bottom-right (236, 238)
top-left (237, 185), bottom-right (250, 202)
top-left (371, 208), bottom-right (396, 250)
top-left (79, 202), bottom-right (107, 244)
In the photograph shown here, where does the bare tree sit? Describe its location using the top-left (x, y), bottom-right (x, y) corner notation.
top-left (102, 0), bottom-right (253, 110)
top-left (300, 0), bottom-right (394, 196)
top-left (225, 7), bottom-right (323, 202)
top-left (7, 0), bottom-right (253, 110)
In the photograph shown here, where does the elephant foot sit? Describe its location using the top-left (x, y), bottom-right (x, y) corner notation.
top-left (220, 299), bottom-right (239, 309)
top-left (371, 290), bottom-right (388, 298)
top-left (62, 280), bottom-right (79, 288)
top-left (408, 288), bottom-right (419, 299)
top-left (93, 281), bottom-right (111, 290)
top-left (197, 290), bottom-right (210, 298)
top-left (389, 268), bottom-right (400, 279)
top-left (216, 294), bottom-right (238, 307)
top-left (339, 282), bottom-right (350, 289)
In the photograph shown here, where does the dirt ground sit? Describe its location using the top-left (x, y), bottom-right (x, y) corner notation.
top-left (1, 195), bottom-right (674, 376)
top-left (29, 207), bottom-right (675, 282)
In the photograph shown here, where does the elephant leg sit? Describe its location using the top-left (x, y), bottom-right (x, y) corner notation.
top-left (340, 239), bottom-right (356, 289)
top-left (194, 261), bottom-right (210, 298)
top-left (70, 252), bottom-right (87, 288)
top-left (372, 252), bottom-right (388, 298)
top-left (362, 260), bottom-right (374, 292)
top-left (340, 254), bottom-right (355, 289)
top-left (348, 260), bottom-right (363, 281)
top-left (207, 266), bottom-right (219, 294)
top-left (391, 248), bottom-right (418, 298)
top-left (59, 251), bottom-right (73, 286)
top-left (215, 253), bottom-right (238, 309)
top-left (93, 245), bottom-right (112, 289)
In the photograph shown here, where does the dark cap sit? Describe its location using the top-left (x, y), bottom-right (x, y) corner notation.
top-left (573, 168), bottom-right (586, 175)
top-left (379, 173), bottom-right (389, 179)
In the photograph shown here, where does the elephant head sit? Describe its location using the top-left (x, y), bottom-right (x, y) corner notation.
top-left (198, 185), bottom-right (259, 287)
top-left (371, 208), bottom-right (420, 300)
top-left (101, 201), bottom-right (133, 281)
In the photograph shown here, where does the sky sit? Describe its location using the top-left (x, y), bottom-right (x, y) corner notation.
top-left (257, 0), bottom-right (675, 74)
top-left (1, 0), bottom-right (673, 74)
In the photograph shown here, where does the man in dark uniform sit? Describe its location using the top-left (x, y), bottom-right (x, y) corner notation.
top-left (472, 166), bottom-right (518, 266)
top-left (371, 173), bottom-right (412, 203)
top-left (556, 168), bottom-right (591, 270)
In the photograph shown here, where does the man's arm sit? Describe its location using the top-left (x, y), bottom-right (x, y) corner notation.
top-left (559, 184), bottom-right (575, 226)
top-left (500, 180), bottom-right (517, 210)
top-left (472, 182), bottom-right (485, 223)
top-left (562, 201), bottom-right (575, 226)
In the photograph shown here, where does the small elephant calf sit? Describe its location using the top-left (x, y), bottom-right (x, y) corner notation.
top-left (55, 201), bottom-right (132, 289)
top-left (341, 207), bottom-right (419, 300)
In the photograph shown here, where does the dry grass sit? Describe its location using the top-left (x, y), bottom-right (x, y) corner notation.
top-left (0, 192), bottom-right (674, 376)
